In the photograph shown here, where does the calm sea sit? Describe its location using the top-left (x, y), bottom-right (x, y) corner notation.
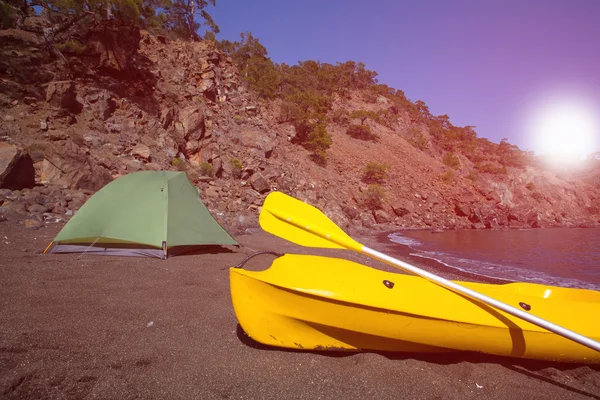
top-left (389, 228), bottom-right (600, 291)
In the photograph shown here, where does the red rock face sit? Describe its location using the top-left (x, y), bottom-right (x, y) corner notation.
top-left (0, 26), bottom-right (598, 232)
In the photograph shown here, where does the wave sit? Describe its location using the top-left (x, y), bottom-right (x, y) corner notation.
top-left (410, 251), bottom-right (600, 290)
top-left (387, 232), bottom-right (424, 248)
top-left (388, 232), bottom-right (600, 291)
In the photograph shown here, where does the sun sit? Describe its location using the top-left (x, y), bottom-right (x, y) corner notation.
top-left (529, 99), bottom-right (599, 163)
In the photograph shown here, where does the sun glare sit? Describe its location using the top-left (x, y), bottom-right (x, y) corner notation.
top-left (529, 99), bottom-right (599, 164)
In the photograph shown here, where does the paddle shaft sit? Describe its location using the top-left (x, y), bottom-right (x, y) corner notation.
top-left (362, 246), bottom-right (600, 353)
top-left (262, 194), bottom-right (600, 354)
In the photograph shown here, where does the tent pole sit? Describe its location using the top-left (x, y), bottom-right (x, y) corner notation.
top-left (43, 242), bottom-right (54, 254)
top-left (78, 237), bottom-right (100, 259)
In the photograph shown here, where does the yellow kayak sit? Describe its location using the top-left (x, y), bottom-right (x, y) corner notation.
top-left (230, 254), bottom-right (600, 364)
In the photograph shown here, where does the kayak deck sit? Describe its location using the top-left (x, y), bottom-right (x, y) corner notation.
top-left (230, 254), bottom-right (600, 364)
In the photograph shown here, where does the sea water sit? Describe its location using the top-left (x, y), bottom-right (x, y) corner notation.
top-left (389, 228), bottom-right (600, 290)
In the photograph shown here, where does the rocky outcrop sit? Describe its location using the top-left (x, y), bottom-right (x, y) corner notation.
top-left (0, 25), bottom-right (599, 233)
top-left (0, 144), bottom-right (35, 190)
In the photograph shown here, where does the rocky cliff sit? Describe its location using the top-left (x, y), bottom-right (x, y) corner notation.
top-left (1, 24), bottom-right (599, 233)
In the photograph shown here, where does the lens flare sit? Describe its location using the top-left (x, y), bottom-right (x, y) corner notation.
top-left (528, 98), bottom-right (599, 164)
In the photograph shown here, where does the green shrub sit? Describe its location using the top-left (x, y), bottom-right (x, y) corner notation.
top-left (526, 182), bottom-right (535, 191)
top-left (331, 108), bottom-right (349, 125)
top-left (407, 128), bottom-right (428, 150)
top-left (305, 122), bottom-right (332, 166)
top-left (229, 158), bottom-right (243, 178)
top-left (310, 149), bottom-right (328, 166)
top-left (440, 171), bottom-right (454, 183)
top-left (350, 110), bottom-right (381, 125)
top-left (475, 162), bottom-right (507, 175)
top-left (346, 124), bottom-right (378, 141)
top-left (364, 184), bottom-right (385, 210)
top-left (532, 191), bottom-right (544, 201)
top-left (362, 162), bottom-right (389, 184)
top-left (200, 162), bottom-right (214, 176)
top-left (0, 3), bottom-right (15, 28)
top-left (171, 157), bottom-right (183, 167)
top-left (466, 172), bottom-right (478, 182)
top-left (443, 152), bottom-right (460, 169)
top-left (56, 39), bottom-right (87, 54)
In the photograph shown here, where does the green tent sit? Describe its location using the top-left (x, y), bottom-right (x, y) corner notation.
top-left (46, 171), bottom-right (237, 258)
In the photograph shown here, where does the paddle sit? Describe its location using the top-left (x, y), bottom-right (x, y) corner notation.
top-left (259, 191), bottom-right (600, 353)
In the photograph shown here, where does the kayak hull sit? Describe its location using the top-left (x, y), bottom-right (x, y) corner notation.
top-left (230, 254), bottom-right (600, 363)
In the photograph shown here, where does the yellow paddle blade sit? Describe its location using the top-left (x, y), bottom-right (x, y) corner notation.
top-left (260, 192), bottom-right (363, 252)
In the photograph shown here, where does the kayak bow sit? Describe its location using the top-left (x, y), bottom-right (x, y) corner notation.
top-left (230, 254), bottom-right (600, 363)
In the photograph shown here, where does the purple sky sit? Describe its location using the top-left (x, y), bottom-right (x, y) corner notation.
top-left (204, 0), bottom-right (600, 155)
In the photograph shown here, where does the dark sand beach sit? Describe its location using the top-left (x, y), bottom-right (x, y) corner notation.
top-left (1, 223), bottom-right (599, 399)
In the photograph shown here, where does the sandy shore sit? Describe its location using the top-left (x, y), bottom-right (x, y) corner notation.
top-left (0, 222), bottom-right (599, 399)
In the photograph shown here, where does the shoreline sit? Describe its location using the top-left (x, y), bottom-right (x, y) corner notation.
top-left (368, 230), bottom-right (513, 284)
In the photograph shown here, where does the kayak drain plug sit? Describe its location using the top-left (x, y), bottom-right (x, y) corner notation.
top-left (383, 280), bottom-right (395, 289)
top-left (519, 302), bottom-right (531, 311)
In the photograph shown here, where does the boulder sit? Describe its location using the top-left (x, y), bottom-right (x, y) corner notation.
top-left (176, 106), bottom-right (205, 141)
top-left (39, 159), bottom-right (64, 185)
top-left (239, 129), bottom-right (275, 157)
top-left (374, 209), bottom-right (391, 224)
top-left (248, 172), bottom-right (270, 193)
top-left (46, 81), bottom-right (83, 113)
top-left (342, 205), bottom-right (358, 219)
top-left (0, 144), bottom-right (35, 189)
top-left (23, 219), bottom-right (43, 229)
top-left (132, 144), bottom-right (151, 160)
top-left (392, 200), bottom-right (415, 217)
top-left (454, 203), bottom-right (471, 217)
top-left (0, 201), bottom-right (27, 222)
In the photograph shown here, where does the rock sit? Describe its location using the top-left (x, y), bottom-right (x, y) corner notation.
top-left (526, 209), bottom-right (540, 228)
top-left (83, 135), bottom-right (102, 148)
top-left (239, 129), bottom-right (275, 157)
top-left (160, 107), bottom-right (174, 129)
top-left (203, 186), bottom-right (219, 199)
top-left (122, 159), bottom-right (142, 172)
top-left (176, 106), bottom-right (205, 141)
top-left (23, 219), bottom-right (43, 229)
top-left (471, 222), bottom-right (486, 230)
top-left (46, 131), bottom-right (68, 141)
top-left (28, 203), bottom-right (49, 213)
top-left (40, 118), bottom-right (48, 131)
top-left (245, 105), bottom-right (258, 116)
top-left (248, 172), bottom-right (270, 193)
top-left (284, 125), bottom-right (296, 141)
top-left (46, 81), bottom-right (83, 113)
top-left (132, 144), bottom-right (151, 160)
top-left (392, 200), bottom-right (415, 217)
top-left (145, 163), bottom-right (161, 171)
top-left (359, 212), bottom-right (375, 229)
top-left (454, 203), bottom-right (470, 217)
top-left (376, 96), bottom-right (389, 104)
top-left (342, 205), bottom-right (358, 219)
top-left (212, 157), bottom-right (223, 177)
top-left (374, 209), bottom-right (391, 224)
top-left (39, 159), bottom-right (63, 184)
top-left (0, 143), bottom-right (35, 189)
top-left (0, 201), bottom-right (27, 222)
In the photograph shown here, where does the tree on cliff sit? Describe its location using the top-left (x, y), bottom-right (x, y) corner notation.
top-left (215, 32), bottom-right (279, 98)
top-left (0, 0), bottom-right (218, 59)
top-left (151, 0), bottom-right (219, 41)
